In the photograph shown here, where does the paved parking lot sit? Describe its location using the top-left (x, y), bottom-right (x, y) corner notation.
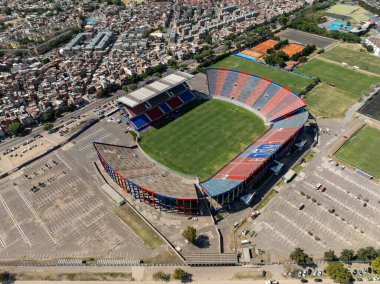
top-left (248, 149), bottom-right (380, 258)
top-left (0, 120), bottom-right (158, 261)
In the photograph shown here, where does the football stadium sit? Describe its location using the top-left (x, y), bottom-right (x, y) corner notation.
top-left (94, 69), bottom-right (309, 215)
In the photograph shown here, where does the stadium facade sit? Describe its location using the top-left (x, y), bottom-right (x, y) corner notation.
top-left (94, 69), bottom-right (309, 214)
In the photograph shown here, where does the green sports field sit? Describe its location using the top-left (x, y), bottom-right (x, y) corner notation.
top-left (140, 100), bottom-right (267, 181)
top-left (296, 59), bottom-right (379, 97)
top-left (297, 59), bottom-right (379, 118)
top-left (326, 4), bottom-right (373, 23)
top-left (210, 56), bottom-right (313, 94)
top-left (319, 46), bottom-right (380, 76)
top-left (334, 125), bottom-right (380, 178)
top-left (304, 83), bottom-right (356, 118)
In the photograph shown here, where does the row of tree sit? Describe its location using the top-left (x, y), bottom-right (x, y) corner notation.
top-left (324, 247), bottom-right (380, 262)
top-left (291, 246), bottom-right (380, 265)
top-left (291, 247), bottom-right (380, 284)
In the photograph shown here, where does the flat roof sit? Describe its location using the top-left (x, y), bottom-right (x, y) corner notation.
top-left (94, 143), bottom-right (198, 199)
top-left (129, 87), bottom-right (156, 102)
top-left (117, 71), bottom-right (194, 107)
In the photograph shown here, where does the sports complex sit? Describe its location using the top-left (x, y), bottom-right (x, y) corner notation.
top-left (94, 69), bottom-right (309, 215)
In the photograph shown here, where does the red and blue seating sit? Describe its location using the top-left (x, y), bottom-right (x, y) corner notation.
top-left (166, 96), bottom-right (183, 109)
top-left (130, 113), bottom-right (151, 129)
top-left (205, 68), bottom-right (307, 122)
top-left (179, 91), bottom-right (195, 103)
top-left (146, 107), bottom-right (164, 121)
top-left (202, 68), bottom-right (309, 207)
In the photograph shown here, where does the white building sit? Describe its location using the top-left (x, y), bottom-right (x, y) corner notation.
top-left (365, 35), bottom-right (380, 57)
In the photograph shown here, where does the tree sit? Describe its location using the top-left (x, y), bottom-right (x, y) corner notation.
top-left (128, 83), bottom-right (138, 91)
top-left (371, 256), bottom-right (380, 274)
top-left (340, 249), bottom-right (355, 262)
top-left (153, 271), bottom-right (170, 281)
top-left (366, 45), bottom-right (374, 53)
top-left (357, 247), bottom-right (378, 261)
top-left (290, 247), bottom-right (313, 264)
top-left (43, 123), bottom-right (53, 131)
top-left (0, 6), bottom-right (11, 15)
top-left (42, 110), bottom-right (55, 122)
top-left (223, 40), bottom-right (232, 48)
top-left (325, 262), bottom-right (351, 284)
top-left (324, 250), bottom-right (338, 261)
top-left (173, 268), bottom-right (187, 282)
top-left (8, 122), bottom-right (23, 136)
top-left (182, 226), bottom-right (197, 244)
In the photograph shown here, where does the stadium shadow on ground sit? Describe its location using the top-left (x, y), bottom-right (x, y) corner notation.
top-left (149, 99), bottom-right (207, 130)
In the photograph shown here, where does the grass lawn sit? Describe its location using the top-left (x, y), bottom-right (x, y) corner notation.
top-left (115, 205), bottom-right (164, 249)
top-left (140, 100), bottom-right (267, 181)
top-left (334, 125), bottom-right (380, 178)
top-left (319, 46), bottom-right (380, 76)
top-left (296, 59), bottom-right (379, 97)
top-left (210, 56), bottom-right (313, 94)
top-left (304, 83), bottom-right (357, 118)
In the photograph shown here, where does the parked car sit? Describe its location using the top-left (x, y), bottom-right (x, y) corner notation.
top-left (298, 203), bottom-right (305, 210)
top-left (314, 279), bottom-right (322, 282)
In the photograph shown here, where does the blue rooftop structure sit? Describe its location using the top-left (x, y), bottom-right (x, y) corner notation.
top-left (201, 179), bottom-right (242, 197)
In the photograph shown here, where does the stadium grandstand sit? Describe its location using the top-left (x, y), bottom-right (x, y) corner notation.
top-left (201, 68), bottom-right (308, 208)
top-left (95, 69), bottom-right (309, 214)
top-left (94, 142), bottom-right (199, 215)
top-left (117, 71), bottom-right (196, 130)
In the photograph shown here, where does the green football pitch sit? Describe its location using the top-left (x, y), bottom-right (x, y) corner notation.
top-left (319, 46), bottom-right (380, 76)
top-left (296, 59), bottom-right (379, 97)
top-left (297, 59), bottom-right (379, 118)
top-left (139, 100), bottom-right (267, 181)
top-left (334, 125), bottom-right (380, 178)
top-left (210, 56), bottom-right (313, 94)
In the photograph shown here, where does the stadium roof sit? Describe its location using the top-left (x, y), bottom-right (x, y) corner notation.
top-left (117, 71), bottom-right (194, 108)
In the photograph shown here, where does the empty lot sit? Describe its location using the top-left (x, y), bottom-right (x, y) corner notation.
top-left (278, 29), bottom-right (338, 49)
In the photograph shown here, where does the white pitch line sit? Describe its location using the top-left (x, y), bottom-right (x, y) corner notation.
top-left (14, 186), bottom-right (57, 245)
top-left (55, 154), bottom-right (72, 171)
top-left (0, 194), bottom-right (32, 246)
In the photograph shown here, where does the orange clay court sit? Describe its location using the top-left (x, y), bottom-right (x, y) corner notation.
top-left (281, 43), bottom-right (305, 57)
top-left (241, 49), bottom-right (263, 58)
top-left (251, 39), bottom-right (278, 54)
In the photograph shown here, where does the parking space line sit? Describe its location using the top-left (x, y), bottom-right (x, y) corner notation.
top-left (14, 186), bottom-right (57, 245)
top-left (278, 196), bottom-right (352, 246)
top-left (55, 154), bottom-right (72, 171)
top-left (75, 128), bottom-right (106, 143)
top-left (0, 194), bottom-right (32, 247)
top-left (261, 221), bottom-right (297, 248)
top-left (314, 172), bottom-right (380, 217)
top-left (274, 211), bottom-right (328, 249)
top-left (323, 164), bottom-right (380, 198)
top-left (303, 180), bottom-right (379, 229)
top-left (0, 234), bottom-right (5, 248)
